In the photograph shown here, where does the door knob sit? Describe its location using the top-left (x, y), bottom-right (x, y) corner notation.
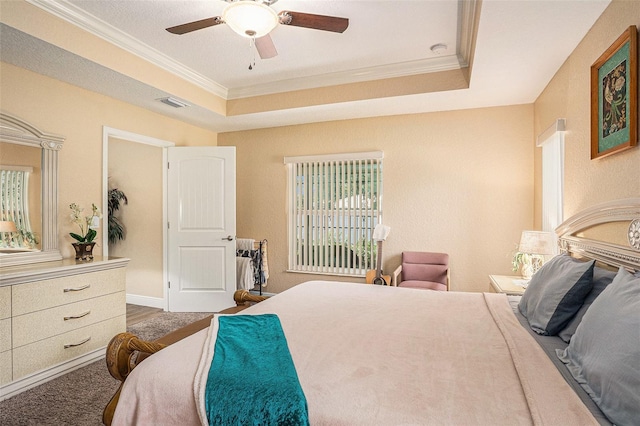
top-left (222, 235), bottom-right (234, 241)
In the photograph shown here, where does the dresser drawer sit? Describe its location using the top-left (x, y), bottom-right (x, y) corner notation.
top-left (0, 350), bottom-right (11, 385)
top-left (12, 315), bottom-right (126, 380)
top-left (0, 318), bottom-right (10, 353)
top-left (0, 286), bottom-right (10, 319)
top-left (12, 291), bottom-right (125, 348)
top-left (12, 268), bottom-right (125, 316)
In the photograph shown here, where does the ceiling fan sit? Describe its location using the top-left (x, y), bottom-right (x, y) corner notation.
top-left (166, 0), bottom-right (349, 60)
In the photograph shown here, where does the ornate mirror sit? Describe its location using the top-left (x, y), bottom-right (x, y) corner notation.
top-left (0, 112), bottom-right (64, 267)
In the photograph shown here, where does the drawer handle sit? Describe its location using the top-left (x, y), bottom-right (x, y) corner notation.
top-left (63, 284), bottom-right (91, 293)
top-left (64, 337), bottom-right (91, 349)
top-left (64, 310), bottom-right (91, 321)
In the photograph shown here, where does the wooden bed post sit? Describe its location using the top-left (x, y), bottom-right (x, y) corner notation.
top-left (234, 289), bottom-right (269, 305)
top-left (103, 291), bottom-right (269, 425)
top-left (103, 333), bottom-right (167, 425)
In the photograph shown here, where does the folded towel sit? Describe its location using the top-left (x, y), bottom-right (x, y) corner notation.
top-left (236, 257), bottom-right (254, 290)
top-left (236, 238), bottom-right (254, 251)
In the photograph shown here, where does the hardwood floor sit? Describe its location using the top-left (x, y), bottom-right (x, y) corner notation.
top-left (126, 304), bottom-right (163, 327)
top-left (126, 301), bottom-right (256, 328)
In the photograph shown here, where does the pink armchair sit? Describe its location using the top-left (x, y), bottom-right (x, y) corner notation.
top-left (392, 252), bottom-right (449, 291)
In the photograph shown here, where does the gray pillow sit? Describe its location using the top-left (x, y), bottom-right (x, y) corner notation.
top-left (556, 267), bottom-right (640, 426)
top-left (558, 267), bottom-right (617, 343)
top-left (518, 254), bottom-right (594, 335)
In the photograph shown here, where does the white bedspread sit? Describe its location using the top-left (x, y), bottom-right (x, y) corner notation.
top-left (113, 281), bottom-right (598, 425)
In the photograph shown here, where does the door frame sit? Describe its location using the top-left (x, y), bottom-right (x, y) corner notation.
top-left (102, 126), bottom-right (174, 311)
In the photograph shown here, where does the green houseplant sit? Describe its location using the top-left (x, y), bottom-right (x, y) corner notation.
top-left (512, 249), bottom-right (544, 279)
top-left (108, 188), bottom-right (128, 244)
top-left (512, 251), bottom-right (534, 279)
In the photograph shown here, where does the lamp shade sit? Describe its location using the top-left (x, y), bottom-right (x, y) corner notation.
top-left (0, 221), bottom-right (17, 233)
top-left (518, 231), bottom-right (557, 255)
top-left (223, 1), bottom-right (279, 38)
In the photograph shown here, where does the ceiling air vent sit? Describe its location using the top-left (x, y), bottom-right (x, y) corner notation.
top-left (158, 97), bottom-right (190, 108)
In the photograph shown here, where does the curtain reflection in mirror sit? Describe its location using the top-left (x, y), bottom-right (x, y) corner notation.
top-left (0, 166), bottom-right (38, 250)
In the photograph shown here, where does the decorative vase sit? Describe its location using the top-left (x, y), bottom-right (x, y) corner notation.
top-left (520, 263), bottom-right (534, 280)
top-left (72, 242), bottom-right (95, 261)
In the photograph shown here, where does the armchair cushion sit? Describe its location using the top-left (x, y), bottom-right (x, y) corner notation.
top-left (397, 252), bottom-right (449, 291)
top-left (401, 252), bottom-right (449, 284)
top-left (398, 280), bottom-right (447, 292)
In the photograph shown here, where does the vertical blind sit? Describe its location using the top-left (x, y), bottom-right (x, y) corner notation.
top-left (0, 166), bottom-right (34, 248)
top-left (285, 152), bottom-right (383, 276)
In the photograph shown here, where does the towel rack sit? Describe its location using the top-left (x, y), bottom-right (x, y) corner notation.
top-left (237, 239), bottom-right (268, 295)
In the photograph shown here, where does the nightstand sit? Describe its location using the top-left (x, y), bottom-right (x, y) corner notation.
top-left (489, 274), bottom-right (528, 296)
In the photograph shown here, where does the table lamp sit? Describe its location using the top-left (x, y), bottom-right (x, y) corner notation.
top-left (517, 231), bottom-right (557, 279)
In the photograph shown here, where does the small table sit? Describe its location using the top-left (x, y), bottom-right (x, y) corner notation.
top-left (489, 274), bottom-right (527, 296)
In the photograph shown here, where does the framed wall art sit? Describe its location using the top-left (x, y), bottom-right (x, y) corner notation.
top-left (591, 25), bottom-right (637, 159)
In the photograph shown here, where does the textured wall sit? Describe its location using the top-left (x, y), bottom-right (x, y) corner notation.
top-left (108, 139), bottom-right (164, 299)
top-left (534, 0), bottom-right (640, 225)
top-left (221, 104), bottom-right (534, 293)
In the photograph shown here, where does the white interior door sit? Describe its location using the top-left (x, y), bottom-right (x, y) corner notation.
top-left (167, 147), bottom-right (236, 312)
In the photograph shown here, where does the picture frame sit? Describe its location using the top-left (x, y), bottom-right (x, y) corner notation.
top-left (591, 25), bottom-right (638, 160)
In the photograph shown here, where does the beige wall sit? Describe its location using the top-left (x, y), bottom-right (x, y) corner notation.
top-left (220, 104), bottom-right (534, 293)
top-left (108, 139), bottom-right (164, 299)
top-left (534, 0), bottom-right (640, 225)
top-left (0, 62), bottom-right (217, 299)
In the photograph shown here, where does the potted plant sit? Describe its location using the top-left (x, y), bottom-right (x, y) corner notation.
top-left (512, 250), bottom-right (535, 279)
top-left (108, 188), bottom-right (128, 244)
top-left (512, 249), bottom-right (547, 280)
top-left (69, 203), bottom-right (101, 260)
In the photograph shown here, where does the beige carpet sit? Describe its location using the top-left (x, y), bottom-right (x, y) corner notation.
top-left (0, 312), bottom-right (211, 426)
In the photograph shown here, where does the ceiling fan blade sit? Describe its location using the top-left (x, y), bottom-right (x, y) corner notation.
top-left (255, 34), bottom-right (278, 59)
top-left (279, 11), bottom-right (349, 33)
top-left (166, 17), bottom-right (223, 35)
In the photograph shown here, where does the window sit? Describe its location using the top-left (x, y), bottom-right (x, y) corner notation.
top-left (0, 166), bottom-right (37, 249)
top-left (285, 152), bottom-right (383, 276)
top-left (537, 119), bottom-right (565, 233)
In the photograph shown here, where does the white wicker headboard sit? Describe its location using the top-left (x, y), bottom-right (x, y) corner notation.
top-left (556, 198), bottom-right (640, 272)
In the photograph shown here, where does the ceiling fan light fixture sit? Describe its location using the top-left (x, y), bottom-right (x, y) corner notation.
top-left (223, 1), bottom-right (279, 38)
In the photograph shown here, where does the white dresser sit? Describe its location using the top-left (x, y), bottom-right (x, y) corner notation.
top-left (0, 256), bottom-right (128, 400)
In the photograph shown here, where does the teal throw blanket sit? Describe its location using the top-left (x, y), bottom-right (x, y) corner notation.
top-left (205, 314), bottom-right (309, 426)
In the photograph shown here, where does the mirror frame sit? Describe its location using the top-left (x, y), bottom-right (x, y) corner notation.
top-left (0, 112), bottom-right (64, 267)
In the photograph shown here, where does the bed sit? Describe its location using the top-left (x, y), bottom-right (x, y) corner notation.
top-left (104, 198), bottom-right (640, 426)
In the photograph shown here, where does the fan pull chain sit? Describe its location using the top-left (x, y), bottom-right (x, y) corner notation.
top-left (248, 34), bottom-right (256, 70)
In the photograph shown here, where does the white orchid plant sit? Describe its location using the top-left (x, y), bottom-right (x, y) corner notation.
top-left (69, 203), bottom-right (102, 243)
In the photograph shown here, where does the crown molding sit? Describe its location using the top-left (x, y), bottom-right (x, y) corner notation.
top-left (25, 0), bottom-right (229, 99)
top-left (227, 0), bottom-right (476, 98)
top-left (26, 0), bottom-right (477, 101)
top-left (457, 0), bottom-right (479, 69)
top-left (227, 55), bottom-right (464, 99)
